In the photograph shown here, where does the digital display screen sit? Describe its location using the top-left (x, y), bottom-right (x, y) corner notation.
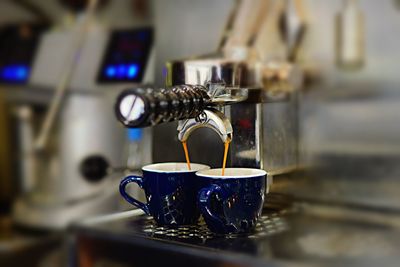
top-left (97, 28), bottom-right (153, 83)
top-left (0, 24), bottom-right (46, 84)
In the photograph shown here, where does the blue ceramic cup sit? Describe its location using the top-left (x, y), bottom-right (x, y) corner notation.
top-left (120, 162), bottom-right (209, 226)
top-left (197, 168), bottom-right (267, 234)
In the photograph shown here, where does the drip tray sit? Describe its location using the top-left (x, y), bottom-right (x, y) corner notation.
top-left (140, 211), bottom-right (289, 242)
top-left (71, 208), bottom-right (291, 267)
top-left (74, 207), bottom-right (290, 255)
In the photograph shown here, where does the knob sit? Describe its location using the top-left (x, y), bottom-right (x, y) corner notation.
top-left (115, 85), bottom-right (211, 128)
top-left (80, 155), bottom-right (110, 183)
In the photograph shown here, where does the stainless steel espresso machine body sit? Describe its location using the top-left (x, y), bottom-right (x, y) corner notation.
top-left (115, 62), bottom-right (301, 201)
top-left (166, 58), bottom-right (302, 174)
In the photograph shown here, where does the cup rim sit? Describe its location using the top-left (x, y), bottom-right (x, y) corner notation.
top-left (196, 168), bottom-right (267, 179)
top-left (142, 162), bottom-right (210, 173)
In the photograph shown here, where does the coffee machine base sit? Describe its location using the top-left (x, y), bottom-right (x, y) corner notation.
top-left (12, 182), bottom-right (119, 230)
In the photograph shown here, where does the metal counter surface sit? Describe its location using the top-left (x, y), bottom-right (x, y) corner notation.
top-left (70, 199), bottom-right (400, 267)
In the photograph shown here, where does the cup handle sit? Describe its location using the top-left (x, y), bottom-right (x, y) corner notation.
top-left (119, 175), bottom-right (150, 215)
top-left (198, 184), bottom-right (226, 231)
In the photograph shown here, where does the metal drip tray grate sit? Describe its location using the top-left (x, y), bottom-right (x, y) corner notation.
top-left (140, 210), bottom-right (289, 242)
top-left (76, 207), bottom-right (291, 255)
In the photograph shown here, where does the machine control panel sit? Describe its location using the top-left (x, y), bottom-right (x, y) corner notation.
top-left (97, 28), bottom-right (153, 83)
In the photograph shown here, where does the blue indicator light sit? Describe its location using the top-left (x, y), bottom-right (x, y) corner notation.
top-left (16, 67), bottom-right (28, 79)
top-left (1, 65), bottom-right (29, 82)
top-left (103, 63), bottom-right (140, 80)
top-left (3, 68), bottom-right (12, 79)
top-left (127, 64), bottom-right (138, 78)
top-left (117, 65), bottom-right (126, 77)
top-left (106, 66), bottom-right (116, 77)
top-left (127, 128), bottom-right (143, 141)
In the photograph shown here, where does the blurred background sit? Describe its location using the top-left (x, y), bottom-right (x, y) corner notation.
top-left (0, 0), bottom-right (400, 266)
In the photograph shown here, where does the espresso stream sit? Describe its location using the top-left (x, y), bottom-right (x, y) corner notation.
top-left (221, 140), bottom-right (230, 176)
top-left (182, 141), bottom-right (191, 170)
top-left (181, 140), bottom-right (230, 175)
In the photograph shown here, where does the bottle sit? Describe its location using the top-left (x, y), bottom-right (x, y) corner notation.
top-left (336, 0), bottom-right (365, 70)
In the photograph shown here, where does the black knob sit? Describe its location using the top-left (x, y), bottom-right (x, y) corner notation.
top-left (80, 155), bottom-right (110, 183)
top-left (115, 85), bottom-right (211, 128)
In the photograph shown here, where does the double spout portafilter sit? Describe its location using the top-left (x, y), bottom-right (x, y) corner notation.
top-left (115, 85), bottom-right (233, 143)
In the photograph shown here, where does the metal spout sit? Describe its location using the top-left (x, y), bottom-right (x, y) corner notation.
top-left (177, 108), bottom-right (233, 143)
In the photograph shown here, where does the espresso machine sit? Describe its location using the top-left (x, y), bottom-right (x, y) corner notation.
top-left (114, 0), bottom-right (303, 188)
top-left (71, 1), bottom-right (400, 266)
top-left (9, 0), bottom-right (154, 229)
